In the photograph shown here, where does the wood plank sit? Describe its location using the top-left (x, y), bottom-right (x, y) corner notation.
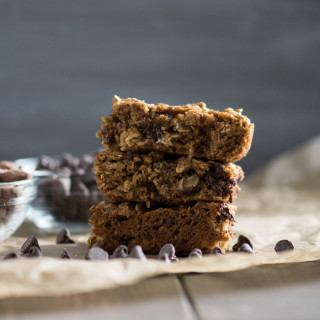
top-left (0, 275), bottom-right (197, 320)
top-left (182, 260), bottom-right (320, 320)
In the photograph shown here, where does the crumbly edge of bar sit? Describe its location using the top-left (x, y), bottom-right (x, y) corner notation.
top-left (97, 96), bottom-right (254, 162)
top-left (94, 150), bottom-right (243, 205)
top-left (88, 201), bottom-right (236, 255)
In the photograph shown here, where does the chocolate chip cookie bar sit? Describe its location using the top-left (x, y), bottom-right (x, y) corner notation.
top-left (88, 201), bottom-right (236, 255)
top-left (95, 150), bottom-right (243, 205)
top-left (97, 96), bottom-right (254, 163)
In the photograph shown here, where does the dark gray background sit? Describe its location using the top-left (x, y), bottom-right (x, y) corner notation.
top-left (1, 0), bottom-right (319, 174)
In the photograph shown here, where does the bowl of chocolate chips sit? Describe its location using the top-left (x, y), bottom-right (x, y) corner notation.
top-left (15, 152), bottom-right (104, 233)
top-left (0, 161), bottom-right (38, 241)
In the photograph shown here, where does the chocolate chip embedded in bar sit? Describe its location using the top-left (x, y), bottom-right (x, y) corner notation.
top-left (95, 150), bottom-right (243, 205)
top-left (97, 96), bottom-right (254, 163)
top-left (88, 201), bottom-right (236, 255)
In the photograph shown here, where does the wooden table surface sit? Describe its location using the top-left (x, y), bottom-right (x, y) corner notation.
top-left (1, 260), bottom-right (320, 319)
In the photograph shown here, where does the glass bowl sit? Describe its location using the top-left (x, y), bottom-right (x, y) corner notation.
top-left (0, 177), bottom-right (38, 242)
top-left (15, 157), bottom-right (104, 233)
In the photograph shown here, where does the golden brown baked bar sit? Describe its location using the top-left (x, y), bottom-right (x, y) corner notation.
top-left (95, 150), bottom-right (243, 205)
top-left (97, 96), bottom-right (254, 163)
top-left (88, 201), bottom-right (236, 255)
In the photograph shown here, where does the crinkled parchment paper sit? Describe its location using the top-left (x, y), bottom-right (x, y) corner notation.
top-left (1, 137), bottom-right (320, 299)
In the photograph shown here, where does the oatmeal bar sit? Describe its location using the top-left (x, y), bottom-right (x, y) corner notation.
top-left (97, 96), bottom-right (254, 162)
top-left (88, 201), bottom-right (236, 255)
top-left (95, 150), bottom-right (243, 204)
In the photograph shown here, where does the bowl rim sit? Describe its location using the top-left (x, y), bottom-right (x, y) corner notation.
top-left (0, 177), bottom-right (38, 187)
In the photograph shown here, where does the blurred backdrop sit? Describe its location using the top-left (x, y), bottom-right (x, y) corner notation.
top-left (1, 0), bottom-right (319, 174)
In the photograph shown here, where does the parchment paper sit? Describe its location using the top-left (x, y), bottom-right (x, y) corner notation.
top-left (1, 138), bottom-right (320, 299)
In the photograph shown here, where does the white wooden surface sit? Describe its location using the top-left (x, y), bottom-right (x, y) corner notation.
top-left (1, 261), bottom-right (320, 319)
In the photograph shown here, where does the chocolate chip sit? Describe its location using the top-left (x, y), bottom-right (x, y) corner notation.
top-left (85, 247), bottom-right (108, 261)
top-left (3, 252), bottom-right (18, 260)
top-left (239, 243), bottom-right (254, 254)
top-left (274, 240), bottom-right (294, 253)
top-left (0, 187), bottom-right (20, 205)
top-left (129, 245), bottom-right (147, 261)
top-left (37, 155), bottom-right (59, 171)
top-left (210, 246), bottom-right (223, 255)
top-left (103, 129), bottom-right (112, 144)
top-left (111, 245), bottom-right (128, 259)
top-left (139, 126), bottom-right (162, 141)
top-left (79, 154), bottom-right (94, 169)
top-left (159, 252), bottom-right (171, 263)
top-left (70, 179), bottom-right (90, 196)
top-left (60, 153), bottom-right (80, 171)
top-left (60, 248), bottom-right (73, 259)
top-left (219, 204), bottom-right (235, 222)
top-left (0, 161), bottom-right (19, 170)
top-left (158, 243), bottom-right (178, 262)
top-left (92, 243), bottom-right (100, 248)
top-left (233, 235), bottom-right (253, 252)
top-left (188, 248), bottom-right (203, 258)
top-left (0, 169), bottom-right (31, 183)
top-left (209, 164), bottom-right (226, 181)
top-left (24, 246), bottom-right (42, 258)
top-left (21, 235), bottom-right (41, 254)
top-left (56, 228), bottom-right (75, 244)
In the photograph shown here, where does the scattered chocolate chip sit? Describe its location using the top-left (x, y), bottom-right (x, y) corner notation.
top-left (37, 155), bottom-right (59, 171)
top-left (56, 228), bottom-right (75, 244)
top-left (60, 248), bottom-right (73, 259)
top-left (210, 247), bottom-right (223, 255)
top-left (60, 153), bottom-right (80, 171)
top-left (3, 252), bottom-right (18, 260)
top-left (70, 179), bottom-right (90, 196)
top-left (159, 252), bottom-right (171, 263)
top-left (233, 235), bottom-right (253, 252)
top-left (79, 154), bottom-right (94, 169)
top-left (158, 243), bottom-right (178, 262)
top-left (111, 245), bottom-right (128, 259)
top-left (24, 246), bottom-right (42, 258)
top-left (0, 169), bottom-right (31, 183)
top-left (129, 245), bottom-right (147, 261)
top-left (188, 248), bottom-right (203, 258)
top-left (85, 247), bottom-right (108, 261)
top-left (274, 240), bottom-right (294, 253)
top-left (21, 235), bottom-right (41, 254)
top-left (239, 243), bottom-right (254, 254)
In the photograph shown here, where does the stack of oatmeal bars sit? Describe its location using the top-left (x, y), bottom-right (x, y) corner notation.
top-left (88, 96), bottom-right (254, 255)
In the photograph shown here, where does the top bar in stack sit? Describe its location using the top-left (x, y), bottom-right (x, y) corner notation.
top-left (97, 96), bottom-right (254, 163)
